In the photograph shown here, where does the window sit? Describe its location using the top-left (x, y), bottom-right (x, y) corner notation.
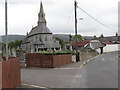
top-left (45, 35), bottom-right (47, 41)
top-left (42, 14), bottom-right (43, 17)
top-left (39, 36), bottom-right (41, 41)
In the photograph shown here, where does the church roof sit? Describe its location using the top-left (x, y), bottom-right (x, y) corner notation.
top-left (28, 24), bottom-right (52, 37)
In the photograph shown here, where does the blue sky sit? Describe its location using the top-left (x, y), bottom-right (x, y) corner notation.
top-left (0, 0), bottom-right (119, 36)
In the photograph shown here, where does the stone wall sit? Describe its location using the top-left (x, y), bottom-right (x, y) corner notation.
top-left (80, 52), bottom-right (98, 61)
top-left (72, 51), bottom-right (98, 62)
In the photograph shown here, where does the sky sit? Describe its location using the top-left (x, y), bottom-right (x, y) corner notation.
top-left (0, 0), bottom-right (119, 36)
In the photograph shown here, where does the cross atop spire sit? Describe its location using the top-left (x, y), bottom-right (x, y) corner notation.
top-left (38, 1), bottom-right (46, 25)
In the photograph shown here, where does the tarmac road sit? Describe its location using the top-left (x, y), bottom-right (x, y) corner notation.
top-left (21, 51), bottom-right (118, 88)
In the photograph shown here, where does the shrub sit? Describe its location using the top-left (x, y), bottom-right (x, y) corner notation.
top-left (36, 51), bottom-right (76, 55)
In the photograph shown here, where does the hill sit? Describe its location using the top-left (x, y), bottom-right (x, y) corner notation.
top-left (0, 35), bottom-right (26, 43)
top-left (53, 34), bottom-right (70, 42)
top-left (0, 34), bottom-right (94, 43)
top-left (53, 34), bottom-right (94, 42)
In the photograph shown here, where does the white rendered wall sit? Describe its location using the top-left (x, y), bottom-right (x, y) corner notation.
top-left (96, 44), bottom-right (120, 53)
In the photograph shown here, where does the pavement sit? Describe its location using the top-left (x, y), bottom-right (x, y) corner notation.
top-left (56, 53), bottom-right (101, 69)
top-left (18, 51), bottom-right (118, 88)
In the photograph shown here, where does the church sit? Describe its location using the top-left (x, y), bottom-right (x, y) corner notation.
top-left (22, 2), bottom-right (61, 52)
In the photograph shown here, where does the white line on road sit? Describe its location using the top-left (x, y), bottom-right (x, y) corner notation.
top-left (79, 54), bottom-right (102, 68)
top-left (21, 83), bottom-right (47, 88)
top-left (101, 58), bottom-right (105, 61)
top-left (54, 68), bottom-right (81, 70)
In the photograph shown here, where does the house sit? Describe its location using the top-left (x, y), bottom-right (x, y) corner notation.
top-left (72, 40), bottom-right (90, 50)
top-left (94, 33), bottom-right (120, 44)
top-left (85, 40), bottom-right (106, 54)
top-left (21, 2), bottom-right (61, 53)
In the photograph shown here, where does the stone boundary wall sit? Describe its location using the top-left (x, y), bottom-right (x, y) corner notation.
top-left (80, 52), bottom-right (98, 61)
top-left (26, 53), bottom-right (72, 68)
top-left (72, 52), bottom-right (98, 62)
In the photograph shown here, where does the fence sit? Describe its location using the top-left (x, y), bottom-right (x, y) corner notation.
top-left (26, 53), bottom-right (72, 68)
top-left (0, 58), bottom-right (21, 89)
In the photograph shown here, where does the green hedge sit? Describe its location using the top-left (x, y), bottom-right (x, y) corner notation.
top-left (37, 51), bottom-right (76, 55)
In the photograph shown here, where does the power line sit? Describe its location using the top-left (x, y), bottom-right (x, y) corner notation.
top-left (77, 6), bottom-right (117, 31)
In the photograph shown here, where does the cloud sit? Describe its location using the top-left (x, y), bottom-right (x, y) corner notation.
top-left (0, 0), bottom-right (119, 36)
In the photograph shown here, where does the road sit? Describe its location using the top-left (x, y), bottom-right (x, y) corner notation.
top-left (21, 51), bottom-right (118, 88)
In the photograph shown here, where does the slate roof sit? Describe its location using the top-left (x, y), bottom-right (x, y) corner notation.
top-left (22, 37), bottom-right (30, 44)
top-left (85, 40), bottom-right (106, 49)
top-left (28, 24), bottom-right (52, 37)
top-left (99, 36), bottom-right (120, 42)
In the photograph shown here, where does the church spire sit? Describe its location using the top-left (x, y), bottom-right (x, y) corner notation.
top-left (38, 1), bottom-right (46, 25)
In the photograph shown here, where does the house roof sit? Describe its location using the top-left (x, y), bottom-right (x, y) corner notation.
top-left (104, 42), bottom-right (114, 44)
top-left (72, 40), bottom-right (90, 47)
top-left (99, 36), bottom-right (120, 42)
top-left (85, 40), bottom-right (106, 49)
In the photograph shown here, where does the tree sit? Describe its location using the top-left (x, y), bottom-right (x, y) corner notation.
top-left (8, 41), bottom-right (14, 55)
top-left (0, 42), bottom-right (2, 50)
top-left (0, 42), bottom-right (2, 57)
top-left (55, 38), bottom-right (65, 49)
top-left (69, 34), bottom-right (72, 42)
top-left (72, 34), bottom-right (83, 42)
top-left (1, 43), bottom-right (6, 57)
top-left (8, 40), bottom-right (22, 55)
top-left (13, 40), bottom-right (22, 50)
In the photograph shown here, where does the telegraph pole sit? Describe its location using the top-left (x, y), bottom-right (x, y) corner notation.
top-left (74, 0), bottom-right (79, 62)
top-left (5, 0), bottom-right (8, 60)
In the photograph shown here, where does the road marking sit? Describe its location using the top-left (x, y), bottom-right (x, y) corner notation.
top-left (54, 68), bottom-right (80, 70)
top-left (101, 58), bottom-right (105, 61)
top-left (80, 65), bottom-right (83, 69)
top-left (75, 75), bottom-right (82, 78)
top-left (21, 83), bottom-right (47, 88)
top-left (79, 54), bottom-right (102, 68)
top-left (87, 59), bottom-right (91, 63)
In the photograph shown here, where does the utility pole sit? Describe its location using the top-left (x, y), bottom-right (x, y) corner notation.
top-left (5, 0), bottom-right (8, 60)
top-left (74, 0), bottom-right (80, 62)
